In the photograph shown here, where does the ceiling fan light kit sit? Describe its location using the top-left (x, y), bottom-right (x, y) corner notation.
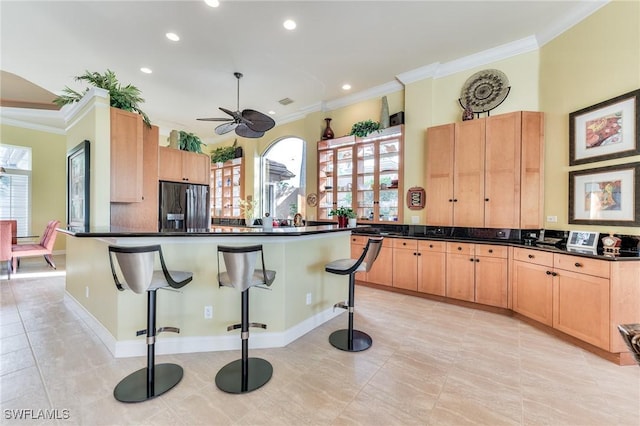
top-left (197, 72), bottom-right (275, 138)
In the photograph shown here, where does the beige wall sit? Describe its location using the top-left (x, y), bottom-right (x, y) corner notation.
top-left (540, 0), bottom-right (640, 235)
top-left (1, 124), bottom-right (67, 250)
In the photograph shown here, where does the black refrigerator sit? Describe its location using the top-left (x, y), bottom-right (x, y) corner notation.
top-left (159, 181), bottom-right (210, 232)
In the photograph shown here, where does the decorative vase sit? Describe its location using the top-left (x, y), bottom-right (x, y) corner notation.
top-left (380, 96), bottom-right (390, 128)
top-left (337, 216), bottom-right (348, 228)
top-left (234, 146), bottom-right (243, 158)
top-left (169, 130), bottom-right (180, 149)
top-left (322, 118), bottom-right (334, 140)
top-left (462, 101), bottom-right (474, 121)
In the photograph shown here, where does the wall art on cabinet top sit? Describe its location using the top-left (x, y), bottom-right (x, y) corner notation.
top-left (569, 89), bottom-right (640, 165)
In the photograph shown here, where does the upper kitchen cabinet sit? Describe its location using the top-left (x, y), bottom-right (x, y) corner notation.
top-left (425, 111), bottom-right (544, 229)
top-left (110, 108), bottom-right (143, 202)
top-left (158, 146), bottom-right (210, 185)
top-left (317, 125), bottom-right (404, 223)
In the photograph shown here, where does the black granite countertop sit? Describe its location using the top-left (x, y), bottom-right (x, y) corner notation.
top-left (351, 226), bottom-right (640, 261)
top-left (59, 224), bottom-right (353, 238)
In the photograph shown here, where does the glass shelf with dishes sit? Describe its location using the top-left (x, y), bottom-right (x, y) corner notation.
top-left (317, 125), bottom-right (403, 223)
top-left (211, 158), bottom-right (244, 219)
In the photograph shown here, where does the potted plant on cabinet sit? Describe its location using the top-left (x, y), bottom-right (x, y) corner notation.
top-left (210, 140), bottom-right (239, 165)
top-left (178, 130), bottom-right (205, 153)
top-left (349, 119), bottom-right (381, 138)
top-left (329, 207), bottom-right (356, 228)
top-left (52, 69), bottom-right (151, 127)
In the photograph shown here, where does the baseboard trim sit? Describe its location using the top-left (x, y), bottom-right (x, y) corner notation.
top-left (65, 291), bottom-right (342, 358)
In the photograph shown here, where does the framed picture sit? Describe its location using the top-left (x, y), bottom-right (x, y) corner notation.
top-left (566, 231), bottom-right (599, 252)
top-left (67, 140), bottom-right (90, 229)
top-left (569, 163), bottom-right (639, 226)
top-left (569, 89), bottom-right (640, 165)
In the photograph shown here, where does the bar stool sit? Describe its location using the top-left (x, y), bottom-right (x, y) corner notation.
top-left (108, 244), bottom-right (193, 403)
top-left (216, 244), bottom-right (276, 394)
top-left (325, 237), bottom-right (383, 352)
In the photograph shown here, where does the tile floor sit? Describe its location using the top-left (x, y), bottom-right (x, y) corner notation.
top-left (1, 255), bottom-right (639, 425)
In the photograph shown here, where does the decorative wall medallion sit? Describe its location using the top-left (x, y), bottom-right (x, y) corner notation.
top-left (306, 193), bottom-right (318, 207)
top-left (406, 187), bottom-right (425, 210)
top-left (459, 69), bottom-right (511, 115)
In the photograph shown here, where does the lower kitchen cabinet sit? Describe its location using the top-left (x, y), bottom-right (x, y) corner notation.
top-left (417, 240), bottom-right (446, 296)
top-left (446, 242), bottom-right (508, 307)
top-left (350, 235), bottom-right (392, 286)
top-left (392, 239), bottom-right (418, 290)
top-left (512, 248), bottom-right (611, 350)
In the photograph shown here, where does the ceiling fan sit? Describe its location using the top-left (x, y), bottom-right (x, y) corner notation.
top-left (197, 72), bottom-right (275, 138)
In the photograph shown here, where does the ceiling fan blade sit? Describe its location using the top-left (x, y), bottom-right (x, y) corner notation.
top-left (242, 109), bottom-right (275, 132)
top-left (235, 123), bottom-right (264, 138)
top-left (197, 117), bottom-right (232, 122)
top-left (215, 122), bottom-right (238, 135)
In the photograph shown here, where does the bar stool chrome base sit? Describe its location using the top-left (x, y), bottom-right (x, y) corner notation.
top-left (114, 363), bottom-right (183, 403)
top-left (215, 357), bottom-right (273, 394)
top-left (329, 329), bottom-right (372, 352)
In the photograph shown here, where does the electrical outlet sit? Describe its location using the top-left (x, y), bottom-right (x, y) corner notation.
top-left (306, 293), bottom-right (312, 305)
top-left (85, 286), bottom-right (89, 298)
top-left (204, 305), bottom-right (213, 319)
top-left (547, 215), bottom-right (558, 223)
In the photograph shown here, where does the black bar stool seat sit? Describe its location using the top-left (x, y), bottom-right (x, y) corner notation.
top-left (618, 324), bottom-right (640, 365)
top-left (108, 244), bottom-right (193, 403)
top-left (216, 244), bottom-right (276, 394)
top-left (325, 237), bottom-right (383, 352)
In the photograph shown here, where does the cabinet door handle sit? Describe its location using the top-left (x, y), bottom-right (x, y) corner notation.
top-left (453, 199), bottom-right (458, 202)
top-left (546, 270), bottom-right (552, 275)
top-left (417, 253), bottom-right (421, 256)
top-left (485, 198), bottom-right (490, 202)
top-left (552, 272), bottom-right (558, 277)
top-left (488, 249), bottom-right (493, 253)
top-left (429, 244), bottom-right (434, 248)
top-left (403, 242), bottom-right (407, 246)
top-left (574, 262), bottom-right (582, 268)
top-left (448, 199), bottom-right (453, 202)
top-left (476, 259), bottom-right (480, 262)
top-left (528, 254), bottom-right (534, 259)
top-left (457, 246), bottom-right (462, 251)
top-left (469, 258), bottom-right (474, 262)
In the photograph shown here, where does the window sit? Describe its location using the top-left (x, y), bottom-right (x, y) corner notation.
top-left (260, 137), bottom-right (306, 221)
top-left (0, 144), bottom-right (32, 236)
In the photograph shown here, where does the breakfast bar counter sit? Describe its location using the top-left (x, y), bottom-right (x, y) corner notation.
top-left (61, 225), bottom-right (353, 358)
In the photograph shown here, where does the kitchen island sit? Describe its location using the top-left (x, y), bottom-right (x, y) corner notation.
top-left (61, 225), bottom-right (354, 358)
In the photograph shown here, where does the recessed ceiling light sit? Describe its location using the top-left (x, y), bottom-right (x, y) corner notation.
top-left (140, 67), bottom-right (152, 74)
top-left (204, 0), bottom-right (220, 7)
top-left (283, 19), bottom-right (296, 30)
top-left (166, 32), bottom-right (180, 42)
top-left (342, 84), bottom-right (352, 91)
top-left (268, 110), bottom-right (276, 115)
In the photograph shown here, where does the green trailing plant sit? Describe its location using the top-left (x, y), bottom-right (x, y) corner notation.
top-left (179, 131), bottom-right (205, 153)
top-left (53, 69), bottom-right (151, 127)
top-left (211, 140), bottom-right (238, 163)
top-left (349, 119), bottom-right (381, 137)
top-left (329, 207), bottom-right (356, 218)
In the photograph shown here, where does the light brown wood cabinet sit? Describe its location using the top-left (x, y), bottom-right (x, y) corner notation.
top-left (425, 111), bottom-right (544, 229)
top-left (110, 108), bottom-right (143, 202)
top-left (351, 235), bottom-right (393, 286)
top-left (110, 124), bottom-right (160, 230)
top-left (417, 240), bottom-right (446, 296)
top-left (158, 146), bottom-right (210, 185)
top-left (446, 242), bottom-right (508, 307)
top-left (511, 247), bottom-right (640, 352)
top-left (390, 239), bottom-right (447, 295)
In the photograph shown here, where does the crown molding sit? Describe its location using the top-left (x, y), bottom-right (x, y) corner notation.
top-left (62, 87), bottom-right (109, 123)
top-left (536, 0), bottom-right (609, 47)
top-left (0, 115), bottom-right (66, 135)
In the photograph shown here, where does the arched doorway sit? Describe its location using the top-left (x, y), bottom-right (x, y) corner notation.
top-left (260, 137), bottom-right (306, 222)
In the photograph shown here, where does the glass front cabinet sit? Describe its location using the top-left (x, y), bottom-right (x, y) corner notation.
top-left (317, 125), bottom-right (403, 223)
top-left (210, 158), bottom-right (244, 219)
